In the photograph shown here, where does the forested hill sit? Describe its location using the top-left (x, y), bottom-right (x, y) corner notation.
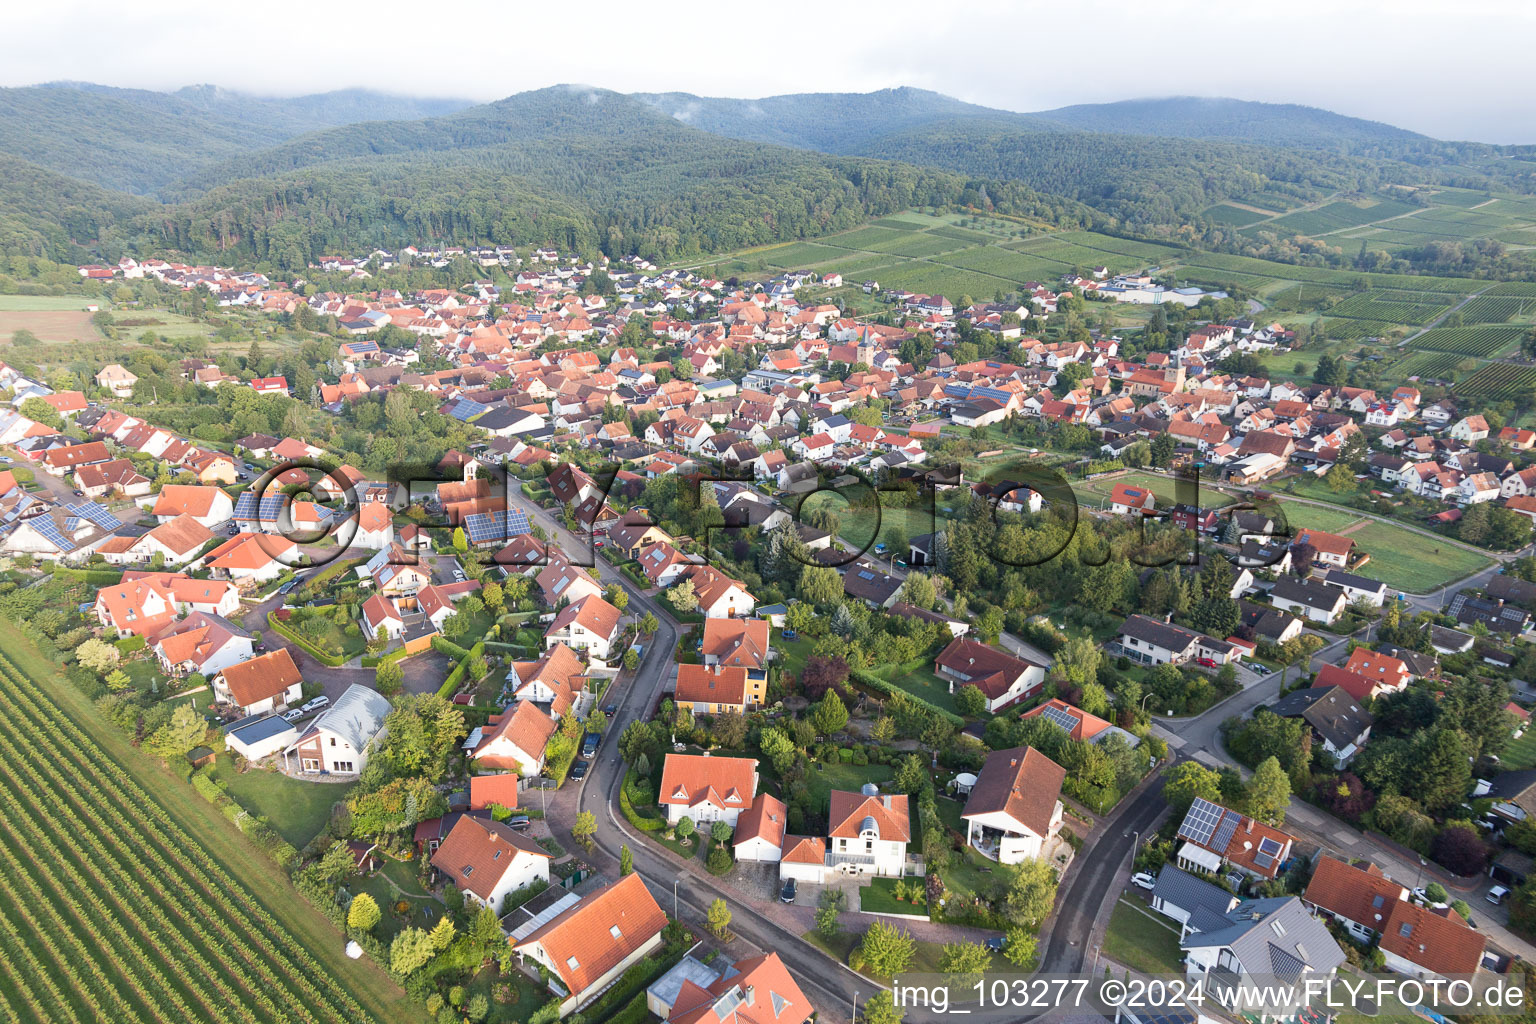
top-left (0, 85), bottom-right (1098, 274)
top-left (1027, 97), bottom-right (1428, 150)
top-left (0, 82), bottom-right (473, 194)
top-left (632, 87), bottom-right (1056, 153)
top-left (147, 88), bottom-right (1095, 268)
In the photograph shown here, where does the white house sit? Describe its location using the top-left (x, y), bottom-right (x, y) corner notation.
top-left (430, 815), bottom-right (551, 912)
top-left (282, 684), bottom-right (391, 777)
top-left (544, 594), bottom-right (622, 660)
top-left (212, 649), bottom-right (303, 716)
top-left (962, 746), bottom-right (1066, 864)
top-left (658, 754), bottom-right (758, 827)
top-left (826, 786), bottom-right (909, 878)
top-left (732, 793), bottom-right (787, 863)
top-left (470, 701), bottom-right (559, 775)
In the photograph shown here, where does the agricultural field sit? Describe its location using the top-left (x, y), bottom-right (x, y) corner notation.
top-left (1406, 325), bottom-right (1525, 356)
top-left (1459, 362), bottom-right (1536, 400)
top-left (0, 307), bottom-right (102, 344)
top-left (1324, 290), bottom-right (1456, 326)
top-left (1382, 351), bottom-right (1472, 381)
top-left (1203, 204), bottom-right (1269, 228)
top-left (1456, 295), bottom-right (1536, 324)
top-left (1345, 521), bottom-right (1493, 593)
top-left (0, 639), bottom-right (409, 1024)
top-left (1258, 197), bottom-right (1420, 237)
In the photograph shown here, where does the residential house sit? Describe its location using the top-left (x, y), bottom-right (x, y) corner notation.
top-left (646, 952), bottom-right (813, 1024)
top-left (1109, 483), bottom-right (1156, 516)
top-left (152, 611), bottom-right (252, 678)
top-left (961, 746), bottom-right (1066, 865)
top-left (283, 684), bottom-right (391, 777)
top-left (1116, 614), bottom-right (1239, 666)
top-left (1303, 856), bottom-right (1409, 944)
top-left (96, 364), bottom-right (139, 397)
top-left (471, 701), bottom-right (559, 775)
top-left (1174, 797), bottom-right (1294, 881)
top-left (1269, 685), bottom-right (1373, 767)
top-left (1149, 865), bottom-right (1239, 938)
top-left (507, 643), bottom-right (587, 716)
top-left (512, 874), bottom-right (668, 1017)
top-left (674, 664), bottom-right (752, 715)
top-left (152, 484), bottom-right (234, 527)
top-left (658, 754), bottom-right (759, 827)
top-left (545, 594), bottom-right (623, 660)
top-left (1321, 569), bottom-right (1388, 608)
top-left (1341, 648), bottom-right (1412, 694)
top-left (1180, 897), bottom-right (1345, 1016)
top-left (934, 636), bottom-right (1046, 712)
top-left (826, 786), bottom-right (910, 878)
top-left (1292, 529), bottom-right (1355, 569)
top-left (430, 815), bottom-right (551, 912)
top-left (212, 649), bottom-right (303, 716)
top-left (1269, 575), bottom-right (1348, 625)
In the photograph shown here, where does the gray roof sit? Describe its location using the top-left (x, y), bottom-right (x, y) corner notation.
top-left (1152, 865), bottom-right (1238, 933)
top-left (1270, 574), bottom-right (1346, 612)
top-left (1119, 614), bottom-right (1201, 654)
top-left (1182, 896), bottom-right (1345, 981)
top-left (1321, 569), bottom-right (1387, 595)
top-left (1269, 685), bottom-right (1373, 750)
top-left (298, 683), bottom-right (391, 752)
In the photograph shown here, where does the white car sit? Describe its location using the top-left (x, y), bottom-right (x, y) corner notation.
top-left (281, 708), bottom-right (305, 722)
top-left (1488, 886), bottom-right (1510, 906)
top-left (301, 695), bottom-right (331, 713)
top-left (1130, 872), bottom-right (1157, 891)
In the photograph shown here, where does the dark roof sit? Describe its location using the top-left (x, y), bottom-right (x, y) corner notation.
top-left (841, 560), bottom-right (903, 605)
top-left (1446, 593), bottom-right (1529, 633)
top-left (1237, 599), bottom-right (1300, 642)
top-left (1271, 574), bottom-right (1346, 612)
top-left (1118, 614), bottom-right (1200, 654)
top-left (1268, 685), bottom-right (1373, 750)
top-left (1322, 569), bottom-right (1387, 595)
top-left (1488, 575), bottom-right (1536, 608)
top-left (1152, 865), bottom-right (1238, 933)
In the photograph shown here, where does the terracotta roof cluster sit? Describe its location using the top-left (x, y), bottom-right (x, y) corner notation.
top-left (733, 793), bottom-right (787, 852)
top-left (1303, 856), bottom-right (1406, 936)
top-left (474, 701), bottom-right (558, 769)
top-left (509, 642), bottom-right (587, 715)
top-left (548, 593), bottom-right (622, 641)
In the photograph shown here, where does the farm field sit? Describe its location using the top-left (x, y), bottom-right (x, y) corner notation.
top-left (1406, 325), bottom-right (1525, 356)
top-left (0, 308), bottom-right (103, 344)
top-left (1345, 521), bottom-right (1492, 593)
top-left (0, 295), bottom-right (105, 311)
top-left (0, 623), bottom-right (412, 1024)
top-left (1458, 362), bottom-right (1536, 400)
top-left (1324, 290), bottom-right (1456, 326)
top-left (1276, 499), bottom-right (1366, 535)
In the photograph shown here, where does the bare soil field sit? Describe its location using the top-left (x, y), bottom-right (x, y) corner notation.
top-left (0, 310), bottom-right (101, 344)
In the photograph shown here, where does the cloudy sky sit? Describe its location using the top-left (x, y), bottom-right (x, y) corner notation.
top-left (6, 0), bottom-right (1534, 143)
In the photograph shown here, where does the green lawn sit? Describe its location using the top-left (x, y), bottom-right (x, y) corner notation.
top-left (216, 753), bottom-right (354, 848)
top-left (1344, 521), bottom-right (1492, 593)
top-left (1073, 471), bottom-right (1237, 512)
top-left (872, 656), bottom-right (961, 715)
top-left (1102, 898), bottom-right (1185, 975)
top-left (1500, 727), bottom-right (1536, 770)
top-left (859, 876), bottom-right (929, 916)
top-left (1277, 499), bottom-right (1365, 534)
top-left (940, 846), bottom-right (1004, 903)
top-left (0, 294), bottom-right (100, 310)
top-left (797, 491), bottom-right (948, 558)
top-left (801, 761), bottom-right (894, 806)
top-left (774, 630), bottom-right (816, 681)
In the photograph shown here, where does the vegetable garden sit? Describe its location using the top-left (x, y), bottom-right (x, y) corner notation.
top-left (0, 652), bottom-right (385, 1024)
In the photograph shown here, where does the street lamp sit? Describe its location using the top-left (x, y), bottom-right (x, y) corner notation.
top-left (852, 991), bottom-right (859, 1024)
top-left (673, 878), bottom-right (680, 919)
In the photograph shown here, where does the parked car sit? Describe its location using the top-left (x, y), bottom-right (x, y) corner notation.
top-left (72, 489), bottom-right (84, 497)
top-left (281, 708), bottom-right (305, 722)
top-left (569, 762), bottom-right (588, 780)
top-left (984, 935), bottom-right (1007, 952)
top-left (1130, 872), bottom-right (1157, 891)
top-left (506, 816), bottom-right (531, 831)
top-left (1251, 664), bottom-right (1272, 675)
top-left (1488, 886), bottom-right (1510, 906)
top-left (1195, 657), bottom-right (1218, 668)
top-left (581, 733), bottom-right (601, 759)
top-left (301, 695), bottom-right (331, 713)
top-left (779, 878), bottom-right (797, 904)
top-left (602, 704), bottom-right (618, 716)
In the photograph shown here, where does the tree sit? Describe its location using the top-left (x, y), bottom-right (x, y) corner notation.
top-left (75, 638), bottom-right (120, 674)
top-left (429, 914), bottom-right (456, 952)
top-left (861, 992), bottom-right (904, 1024)
top-left (675, 816), bottom-right (696, 843)
top-left (452, 526), bottom-right (468, 553)
top-left (815, 888), bottom-right (846, 938)
top-left (810, 690), bottom-right (849, 737)
top-left (711, 820), bottom-right (733, 844)
top-left (858, 920), bottom-right (916, 976)
top-left (481, 582), bottom-right (504, 613)
top-left (347, 892), bottom-right (382, 933)
top-left (900, 572), bottom-right (937, 610)
top-left (667, 579), bottom-right (698, 612)
top-left (390, 927), bottom-right (436, 975)
top-left (1431, 824), bottom-right (1489, 876)
top-left (954, 684), bottom-right (988, 718)
top-left (624, 648), bottom-right (640, 671)
top-left (939, 941), bottom-right (992, 984)
top-left (375, 659), bottom-right (404, 697)
top-left (1414, 728), bottom-right (1472, 813)
top-left (572, 811), bottom-right (598, 847)
top-left (707, 897), bottom-right (731, 938)
top-left (1163, 761), bottom-right (1222, 819)
top-left (144, 704), bottom-right (208, 761)
top-left (619, 844), bottom-right (633, 876)
top-left (800, 654), bottom-right (850, 700)
top-left (1001, 927), bottom-right (1038, 969)
top-left (1000, 859), bottom-right (1057, 928)
top-left (800, 566), bottom-right (843, 607)
top-left (1424, 882), bottom-right (1449, 905)
top-left (1246, 756), bottom-right (1291, 825)
top-left (640, 611), bottom-right (659, 634)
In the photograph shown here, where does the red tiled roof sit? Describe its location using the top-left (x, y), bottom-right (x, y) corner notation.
top-left (827, 790), bottom-right (910, 843)
top-left (218, 649), bottom-right (301, 707)
top-left (658, 754), bottom-right (757, 811)
top-left (514, 873), bottom-right (667, 997)
top-left (962, 746), bottom-right (1064, 837)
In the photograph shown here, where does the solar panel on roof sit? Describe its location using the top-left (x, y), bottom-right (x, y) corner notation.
top-left (29, 516), bottom-right (72, 552)
top-left (1178, 797), bottom-right (1224, 845)
top-left (857, 570), bottom-right (875, 580)
top-left (1040, 704), bottom-right (1079, 733)
top-left (66, 501), bottom-right (123, 531)
top-left (1258, 836), bottom-right (1282, 856)
top-left (1211, 811), bottom-right (1240, 852)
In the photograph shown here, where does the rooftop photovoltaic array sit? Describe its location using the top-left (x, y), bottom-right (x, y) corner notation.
top-left (448, 398), bottom-right (490, 422)
top-left (1039, 704), bottom-right (1080, 733)
top-left (1178, 797), bottom-right (1226, 846)
top-left (65, 501), bottom-right (123, 531)
top-left (464, 509), bottom-right (531, 545)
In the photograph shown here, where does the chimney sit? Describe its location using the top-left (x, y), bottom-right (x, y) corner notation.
top-left (745, 987), bottom-right (756, 1007)
top-left (1246, 819), bottom-right (1254, 833)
